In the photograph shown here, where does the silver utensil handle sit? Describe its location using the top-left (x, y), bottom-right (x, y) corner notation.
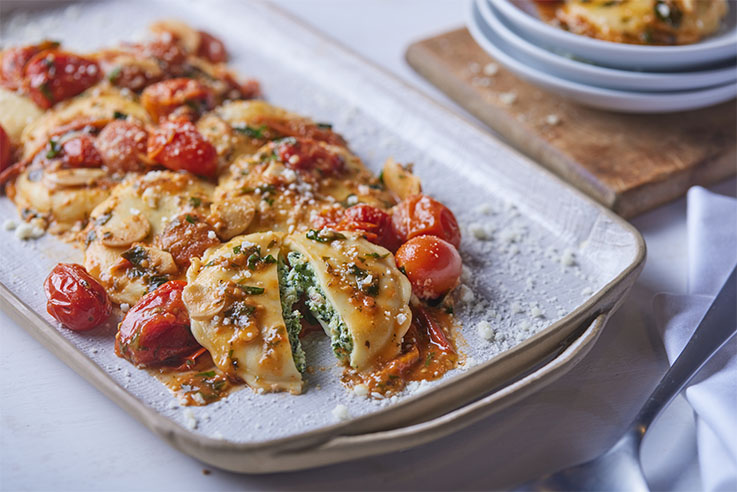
top-left (632, 265), bottom-right (737, 436)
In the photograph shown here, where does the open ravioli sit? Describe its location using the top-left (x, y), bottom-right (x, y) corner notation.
top-left (283, 230), bottom-right (412, 371)
top-left (84, 170), bottom-right (219, 305)
top-left (183, 232), bottom-right (304, 394)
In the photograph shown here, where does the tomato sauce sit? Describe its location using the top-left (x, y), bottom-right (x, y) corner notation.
top-left (342, 304), bottom-right (460, 397)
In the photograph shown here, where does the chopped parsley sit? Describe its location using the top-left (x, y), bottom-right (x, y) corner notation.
top-left (185, 214), bottom-right (197, 224)
top-left (113, 110), bottom-right (127, 120)
top-left (234, 124), bottom-right (268, 139)
top-left (306, 229), bottom-right (346, 243)
top-left (46, 138), bottom-right (61, 159)
top-left (238, 285), bottom-right (265, 295)
top-left (367, 252), bottom-right (389, 260)
top-left (107, 66), bottom-right (122, 82)
top-left (189, 196), bottom-right (202, 207)
top-left (121, 246), bottom-right (148, 267)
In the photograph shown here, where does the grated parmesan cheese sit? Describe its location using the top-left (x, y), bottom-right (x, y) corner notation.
top-left (331, 404), bottom-right (350, 421)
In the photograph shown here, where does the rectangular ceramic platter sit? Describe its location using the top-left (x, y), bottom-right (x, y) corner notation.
top-left (0, 0), bottom-right (643, 448)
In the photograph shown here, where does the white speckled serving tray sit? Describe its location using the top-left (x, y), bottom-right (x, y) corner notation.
top-left (0, 0), bottom-right (644, 472)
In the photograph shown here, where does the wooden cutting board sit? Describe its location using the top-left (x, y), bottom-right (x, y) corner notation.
top-left (406, 28), bottom-right (736, 218)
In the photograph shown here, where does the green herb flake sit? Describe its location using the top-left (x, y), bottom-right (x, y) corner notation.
top-left (239, 285), bottom-right (265, 295)
top-left (425, 352), bottom-right (435, 367)
top-left (38, 82), bottom-right (54, 103)
top-left (107, 66), bottom-right (122, 82)
top-left (234, 124), bottom-right (268, 139)
top-left (306, 229), bottom-right (346, 243)
top-left (46, 138), bottom-right (61, 159)
top-left (316, 122), bottom-right (332, 129)
top-left (185, 214), bottom-right (197, 224)
top-left (233, 245), bottom-right (242, 255)
top-left (121, 246), bottom-right (148, 267)
top-left (367, 252), bottom-right (389, 260)
top-left (196, 371), bottom-right (216, 378)
top-left (113, 110), bottom-right (127, 120)
top-left (189, 197), bottom-right (202, 207)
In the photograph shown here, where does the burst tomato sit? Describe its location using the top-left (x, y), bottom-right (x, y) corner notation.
top-left (96, 120), bottom-right (149, 173)
top-left (336, 204), bottom-right (398, 251)
top-left (395, 235), bottom-right (462, 301)
top-left (60, 134), bottom-right (103, 168)
top-left (197, 30), bottom-right (227, 63)
top-left (391, 194), bottom-right (461, 249)
top-left (275, 137), bottom-right (344, 175)
top-left (115, 280), bottom-right (201, 367)
top-left (147, 118), bottom-right (218, 177)
top-left (0, 125), bottom-right (11, 172)
top-left (23, 50), bottom-right (101, 109)
top-left (44, 263), bottom-right (112, 331)
top-left (141, 78), bottom-right (215, 121)
top-left (0, 41), bottom-right (59, 89)
top-left (155, 213), bottom-right (220, 269)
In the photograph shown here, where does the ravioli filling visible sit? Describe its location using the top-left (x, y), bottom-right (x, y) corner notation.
top-left (277, 257), bottom-right (307, 373)
top-left (284, 251), bottom-right (353, 363)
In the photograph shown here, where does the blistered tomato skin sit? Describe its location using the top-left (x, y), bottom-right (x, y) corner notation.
top-left (141, 78), bottom-right (215, 121)
top-left (23, 50), bottom-right (102, 109)
top-left (115, 280), bottom-right (201, 367)
top-left (197, 30), bottom-right (228, 63)
top-left (275, 137), bottom-right (344, 176)
top-left (147, 118), bottom-right (218, 177)
top-left (44, 263), bottom-right (112, 331)
top-left (96, 120), bottom-right (149, 173)
top-left (0, 125), bottom-right (11, 172)
top-left (395, 235), bottom-right (462, 301)
top-left (60, 134), bottom-right (103, 168)
top-left (391, 194), bottom-right (461, 249)
top-left (337, 204), bottom-right (399, 251)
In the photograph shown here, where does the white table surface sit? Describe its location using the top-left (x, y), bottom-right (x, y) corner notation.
top-left (1, 1), bottom-right (734, 490)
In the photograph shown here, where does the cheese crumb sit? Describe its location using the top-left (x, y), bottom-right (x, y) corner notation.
top-left (332, 404), bottom-right (351, 421)
top-left (561, 249), bottom-right (576, 267)
top-left (483, 63), bottom-right (499, 76)
top-left (468, 223), bottom-right (489, 240)
top-left (499, 91), bottom-right (517, 105)
top-left (14, 222), bottom-right (44, 240)
top-left (458, 284), bottom-right (475, 304)
top-left (3, 219), bottom-right (17, 231)
top-left (353, 384), bottom-right (369, 397)
top-left (545, 114), bottom-right (561, 126)
top-left (477, 320), bottom-right (495, 341)
top-left (119, 303), bottom-right (131, 313)
top-left (207, 230), bottom-right (217, 240)
top-left (183, 409), bottom-right (198, 429)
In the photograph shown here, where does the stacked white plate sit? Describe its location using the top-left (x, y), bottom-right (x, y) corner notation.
top-left (468, 0), bottom-right (737, 113)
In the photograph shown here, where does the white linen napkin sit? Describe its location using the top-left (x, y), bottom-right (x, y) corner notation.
top-left (653, 186), bottom-right (737, 492)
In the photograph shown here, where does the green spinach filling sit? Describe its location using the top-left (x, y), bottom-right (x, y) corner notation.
top-left (284, 251), bottom-right (353, 362)
top-left (277, 258), bottom-right (306, 373)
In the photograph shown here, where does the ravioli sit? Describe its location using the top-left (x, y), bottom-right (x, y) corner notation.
top-left (283, 230), bottom-right (412, 371)
top-left (554, 0), bottom-right (728, 45)
top-left (215, 137), bottom-right (393, 235)
top-left (183, 232), bottom-right (304, 394)
top-left (84, 170), bottom-right (218, 305)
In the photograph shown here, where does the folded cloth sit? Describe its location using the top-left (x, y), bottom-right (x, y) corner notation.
top-left (654, 186), bottom-right (737, 492)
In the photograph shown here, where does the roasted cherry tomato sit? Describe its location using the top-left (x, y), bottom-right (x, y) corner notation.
top-left (96, 120), bottom-right (149, 173)
top-left (59, 134), bottom-right (103, 168)
top-left (0, 125), bottom-right (11, 172)
top-left (336, 204), bottom-right (398, 251)
top-left (197, 30), bottom-right (227, 63)
top-left (147, 118), bottom-right (218, 177)
top-left (155, 213), bottom-right (220, 269)
top-left (44, 263), bottom-right (112, 331)
top-left (23, 50), bottom-right (101, 109)
top-left (141, 78), bottom-right (215, 121)
top-left (275, 137), bottom-right (344, 176)
top-left (395, 235), bottom-right (462, 301)
top-left (131, 38), bottom-right (187, 76)
top-left (115, 280), bottom-right (201, 367)
top-left (391, 194), bottom-right (461, 249)
top-left (0, 41), bottom-right (59, 89)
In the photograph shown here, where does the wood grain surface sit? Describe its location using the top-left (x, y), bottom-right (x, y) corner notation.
top-left (406, 28), bottom-right (737, 218)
